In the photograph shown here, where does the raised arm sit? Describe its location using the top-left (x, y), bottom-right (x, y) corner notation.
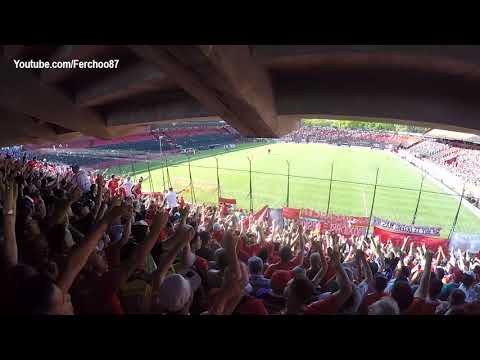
top-left (116, 209), bottom-right (169, 285)
top-left (357, 249), bottom-right (374, 285)
top-left (296, 225), bottom-right (305, 263)
top-left (48, 187), bottom-right (82, 228)
top-left (312, 248), bottom-right (329, 287)
top-left (414, 250), bottom-right (434, 300)
top-left (0, 178), bottom-right (19, 270)
top-left (57, 205), bottom-right (131, 293)
top-left (208, 228), bottom-right (248, 315)
top-left (329, 247), bottom-right (353, 309)
top-left (151, 224), bottom-right (196, 305)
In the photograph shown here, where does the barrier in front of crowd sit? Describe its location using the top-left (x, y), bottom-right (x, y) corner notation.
top-left (27, 142), bottom-right (479, 240)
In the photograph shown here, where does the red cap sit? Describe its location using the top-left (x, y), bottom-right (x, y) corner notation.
top-left (271, 270), bottom-right (293, 294)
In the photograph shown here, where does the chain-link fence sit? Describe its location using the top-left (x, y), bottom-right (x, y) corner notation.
top-left (32, 143), bottom-right (480, 239)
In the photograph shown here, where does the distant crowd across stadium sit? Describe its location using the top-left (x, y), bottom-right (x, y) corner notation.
top-left (1, 120), bottom-right (480, 316)
top-left (282, 126), bottom-right (420, 148)
top-left (282, 125), bottom-right (480, 208)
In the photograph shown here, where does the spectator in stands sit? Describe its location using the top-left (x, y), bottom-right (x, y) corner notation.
top-left (248, 256), bottom-right (271, 295)
top-left (107, 175), bottom-right (119, 197)
top-left (165, 187), bottom-right (178, 211)
top-left (71, 165), bottom-right (91, 193)
top-left (3, 151), bottom-right (480, 316)
top-left (121, 176), bottom-right (134, 198)
top-left (264, 226), bottom-right (305, 278)
top-left (132, 177), bottom-right (144, 198)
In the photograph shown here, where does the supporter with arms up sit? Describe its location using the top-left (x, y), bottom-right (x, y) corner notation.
top-left (264, 224), bottom-right (305, 279)
top-left (72, 206), bottom-right (168, 314)
top-left (405, 250), bottom-right (439, 315)
top-left (304, 246), bottom-right (353, 315)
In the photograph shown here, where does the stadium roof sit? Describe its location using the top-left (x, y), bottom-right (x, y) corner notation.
top-left (4, 45), bottom-right (480, 146)
top-left (424, 129), bottom-right (480, 144)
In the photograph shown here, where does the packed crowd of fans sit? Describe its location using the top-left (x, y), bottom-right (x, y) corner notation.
top-left (408, 140), bottom-right (480, 188)
top-left (283, 127), bottom-right (419, 148)
top-left (1, 153), bottom-right (480, 315)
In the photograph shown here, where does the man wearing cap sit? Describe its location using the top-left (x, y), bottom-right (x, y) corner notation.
top-left (151, 272), bottom-right (201, 315)
top-left (72, 165), bottom-right (92, 194)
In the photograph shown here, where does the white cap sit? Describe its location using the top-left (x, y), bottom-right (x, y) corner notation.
top-left (154, 272), bottom-right (201, 313)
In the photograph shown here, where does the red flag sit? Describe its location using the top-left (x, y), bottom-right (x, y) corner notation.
top-left (254, 205), bottom-right (269, 222)
top-left (282, 207), bottom-right (300, 219)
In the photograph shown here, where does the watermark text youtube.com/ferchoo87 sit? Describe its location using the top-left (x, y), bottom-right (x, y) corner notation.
top-left (12, 59), bottom-right (120, 69)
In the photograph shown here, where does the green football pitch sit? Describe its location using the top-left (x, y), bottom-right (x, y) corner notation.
top-left (112, 142), bottom-right (480, 238)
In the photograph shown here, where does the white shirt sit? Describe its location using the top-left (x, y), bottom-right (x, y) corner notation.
top-left (73, 170), bottom-right (91, 193)
top-left (165, 191), bottom-right (178, 208)
top-left (122, 180), bottom-right (134, 197)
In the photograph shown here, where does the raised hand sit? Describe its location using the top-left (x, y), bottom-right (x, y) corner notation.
top-left (106, 204), bottom-right (133, 222)
top-left (175, 223), bottom-right (196, 246)
top-left (0, 178), bottom-right (18, 216)
top-left (150, 209), bottom-right (169, 233)
top-left (69, 187), bottom-right (82, 203)
top-left (328, 247), bottom-right (341, 264)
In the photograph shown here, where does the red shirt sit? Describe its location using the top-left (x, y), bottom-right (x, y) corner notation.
top-left (241, 242), bottom-right (263, 257)
top-left (116, 186), bottom-right (126, 198)
top-left (304, 295), bottom-right (338, 315)
top-left (132, 183), bottom-right (142, 197)
top-left (108, 179), bottom-right (119, 195)
top-left (234, 296), bottom-right (268, 315)
top-left (406, 298), bottom-right (438, 315)
top-left (73, 270), bottom-right (125, 315)
top-left (264, 255), bottom-right (303, 279)
top-left (194, 256), bottom-right (208, 276)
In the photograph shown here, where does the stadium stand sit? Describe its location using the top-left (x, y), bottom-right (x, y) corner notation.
top-left (2, 124), bottom-right (480, 316)
top-left (283, 127), bottom-right (419, 148)
top-left (1, 153), bottom-right (480, 316)
top-left (408, 139), bottom-right (480, 189)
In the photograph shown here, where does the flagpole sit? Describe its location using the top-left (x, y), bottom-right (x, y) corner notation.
top-left (286, 160), bottom-right (290, 208)
top-left (411, 174), bottom-right (425, 224)
top-left (247, 156), bottom-right (253, 212)
top-left (366, 168), bottom-right (380, 236)
top-left (215, 157), bottom-right (221, 201)
top-left (326, 162), bottom-right (334, 214)
top-left (146, 159), bottom-right (154, 193)
top-left (188, 157), bottom-right (196, 204)
top-left (448, 185), bottom-right (465, 240)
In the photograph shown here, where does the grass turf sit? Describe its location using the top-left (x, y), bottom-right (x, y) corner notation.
top-left (111, 142), bottom-right (480, 238)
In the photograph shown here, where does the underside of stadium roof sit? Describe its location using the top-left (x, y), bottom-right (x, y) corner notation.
top-left (424, 129), bottom-right (480, 145)
top-left (3, 45), bottom-right (480, 147)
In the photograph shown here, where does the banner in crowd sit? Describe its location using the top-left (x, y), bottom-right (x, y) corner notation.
top-left (372, 217), bottom-right (441, 237)
top-left (282, 207), bottom-right (301, 219)
top-left (270, 208), bottom-right (285, 229)
top-left (300, 209), bottom-right (368, 237)
top-left (373, 226), bottom-right (449, 252)
top-left (449, 233), bottom-right (480, 253)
